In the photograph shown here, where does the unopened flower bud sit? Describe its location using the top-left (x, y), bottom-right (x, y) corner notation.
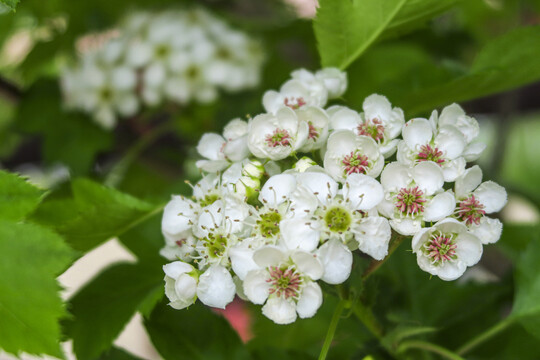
top-left (242, 160), bottom-right (265, 179)
top-left (293, 157), bottom-right (317, 172)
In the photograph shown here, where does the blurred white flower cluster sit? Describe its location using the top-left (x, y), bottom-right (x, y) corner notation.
top-left (60, 8), bottom-right (264, 129)
top-left (161, 68), bottom-right (507, 324)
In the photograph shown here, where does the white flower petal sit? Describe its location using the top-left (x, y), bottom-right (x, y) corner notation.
top-left (390, 218), bottom-right (422, 236)
top-left (442, 157), bottom-right (466, 182)
top-left (243, 269), bottom-right (271, 304)
top-left (259, 174), bottom-right (296, 208)
top-left (412, 162), bottom-right (444, 195)
top-left (316, 239), bottom-right (353, 284)
top-left (473, 181), bottom-right (507, 213)
top-left (162, 196), bottom-right (197, 237)
top-left (175, 273), bottom-right (197, 300)
top-left (197, 133), bottom-right (226, 161)
top-left (380, 162), bottom-right (412, 192)
top-left (352, 217), bottom-right (391, 260)
top-left (470, 217), bottom-right (503, 245)
top-left (296, 282), bottom-right (323, 319)
top-left (402, 118), bottom-right (433, 148)
top-left (423, 191), bottom-right (456, 222)
top-left (163, 261), bottom-right (193, 279)
top-left (456, 232), bottom-right (483, 266)
top-left (455, 165), bottom-right (483, 199)
top-left (197, 265), bottom-right (236, 309)
top-left (295, 171), bottom-right (338, 205)
top-left (253, 246), bottom-right (287, 268)
top-left (435, 126), bottom-right (467, 160)
top-left (229, 241), bottom-right (259, 280)
top-left (462, 142), bottom-right (486, 162)
top-left (262, 297), bottom-right (297, 325)
top-left (291, 251), bottom-right (324, 280)
top-left (344, 174), bottom-right (384, 210)
top-left (280, 218), bottom-right (320, 252)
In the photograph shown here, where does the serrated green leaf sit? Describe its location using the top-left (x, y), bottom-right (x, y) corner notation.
top-left (65, 263), bottom-right (163, 360)
top-left (313, 0), bottom-right (407, 69)
top-left (511, 234), bottom-right (540, 339)
top-left (0, 170), bottom-right (44, 221)
top-left (399, 26), bottom-right (540, 114)
top-left (0, 220), bottom-right (73, 358)
top-left (145, 301), bottom-right (250, 360)
top-left (35, 178), bottom-right (164, 253)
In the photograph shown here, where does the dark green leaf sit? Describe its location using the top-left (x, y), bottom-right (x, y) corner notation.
top-left (0, 220), bottom-right (73, 358)
top-left (15, 79), bottom-right (112, 175)
top-left (511, 234), bottom-right (540, 339)
top-left (314, 0), bottom-right (407, 69)
top-left (0, 170), bottom-right (44, 221)
top-left (145, 300), bottom-right (250, 360)
top-left (65, 263), bottom-right (163, 360)
top-left (398, 26), bottom-right (540, 114)
top-left (98, 347), bottom-right (144, 360)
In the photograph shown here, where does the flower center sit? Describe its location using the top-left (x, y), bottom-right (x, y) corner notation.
top-left (457, 195), bottom-right (486, 226)
top-left (199, 193), bottom-right (220, 208)
top-left (203, 233), bottom-right (229, 259)
top-left (308, 121), bottom-right (319, 140)
top-left (284, 97), bottom-right (306, 110)
top-left (395, 186), bottom-right (426, 216)
top-left (357, 118), bottom-right (385, 142)
top-left (257, 210), bottom-right (281, 238)
top-left (416, 144), bottom-right (445, 165)
top-left (342, 150), bottom-right (370, 175)
top-left (175, 239), bottom-right (186, 247)
top-left (265, 128), bottom-right (292, 147)
top-left (324, 206), bottom-right (351, 232)
top-left (423, 231), bottom-right (458, 265)
top-left (266, 266), bottom-right (302, 299)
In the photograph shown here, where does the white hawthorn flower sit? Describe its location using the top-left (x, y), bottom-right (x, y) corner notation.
top-left (263, 70), bottom-right (328, 114)
top-left (430, 104), bottom-right (485, 162)
top-left (315, 68), bottom-right (347, 99)
top-left (247, 107), bottom-right (309, 160)
top-left (453, 165), bottom-right (507, 244)
top-left (412, 218), bottom-right (483, 281)
top-left (297, 106), bottom-right (330, 152)
top-left (328, 95), bottom-right (404, 158)
top-left (397, 117), bottom-right (468, 182)
top-left (323, 130), bottom-right (384, 180)
top-left (379, 162), bottom-right (455, 236)
top-left (293, 171), bottom-right (390, 266)
top-left (163, 261), bottom-right (198, 309)
top-left (196, 119), bottom-right (250, 172)
top-left (243, 246), bottom-right (323, 324)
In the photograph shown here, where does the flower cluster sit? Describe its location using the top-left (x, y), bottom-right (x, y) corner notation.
top-left (161, 68), bottom-right (507, 324)
top-left (60, 8), bottom-right (264, 129)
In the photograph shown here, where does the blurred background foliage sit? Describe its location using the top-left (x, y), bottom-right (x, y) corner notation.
top-left (0, 0), bottom-right (540, 359)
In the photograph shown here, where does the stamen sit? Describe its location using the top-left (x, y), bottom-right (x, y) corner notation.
top-left (284, 97), bottom-right (306, 110)
top-left (416, 144), bottom-right (445, 165)
top-left (456, 195), bottom-right (486, 226)
top-left (422, 231), bottom-right (458, 265)
top-left (266, 266), bottom-right (302, 299)
top-left (265, 128), bottom-right (292, 147)
top-left (357, 118), bottom-right (385, 142)
top-left (342, 150), bottom-right (370, 175)
top-left (395, 186), bottom-right (426, 216)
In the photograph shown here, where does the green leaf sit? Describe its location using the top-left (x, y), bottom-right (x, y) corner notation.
top-left (145, 301), bottom-right (250, 360)
top-left (313, 0), bottom-right (408, 69)
top-left (0, 220), bottom-right (73, 358)
top-left (0, 170), bottom-right (44, 221)
top-left (399, 26), bottom-right (540, 114)
top-left (34, 178), bottom-right (163, 253)
top-left (511, 234), bottom-right (540, 339)
top-left (384, 0), bottom-right (461, 39)
top-left (0, 0), bottom-right (19, 11)
top-left (98, 347), bottom-right (144, 360)
top-left (15, 79), bottom-right (112, 175)
top-left (65, 263), bottom-right (163, 360)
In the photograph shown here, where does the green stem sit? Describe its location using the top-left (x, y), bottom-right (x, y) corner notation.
top-left (352, 300), bottom-right (384, 340)
top-left (362, 232), bottom-right (406, 281)
top-left (105, 121), bottom-right (175, 187)
top-left (398, 340), bottom-right (465, 360)
top-left (318, 299), bottom-right (347, 360)
top-left (456, 317), bottom-right (513, 356)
